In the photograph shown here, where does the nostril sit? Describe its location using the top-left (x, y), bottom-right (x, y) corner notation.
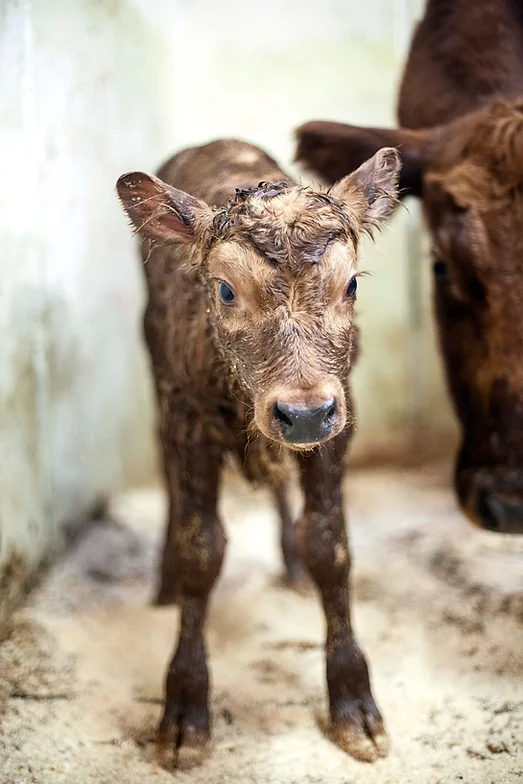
top-left (323, 398), bottom-right (336, 423)
top-left (476, 489), bottom-right (523, 534)
top-left (274, 403), bottom-right (294, 432)
top-left (477, 490), bottom-right (500, 532)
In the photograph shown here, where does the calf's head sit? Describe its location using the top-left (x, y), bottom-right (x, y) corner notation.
top-left (296, 100), bottom-right (523, 531)
top-left (117, 148), bottom-right (400, 449)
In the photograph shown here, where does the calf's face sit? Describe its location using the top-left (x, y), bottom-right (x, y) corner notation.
top-left (117, 147), bottom-right (400, 449)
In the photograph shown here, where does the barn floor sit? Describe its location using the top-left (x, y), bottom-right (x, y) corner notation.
top-left (1, 464), bottom-right (522, 784)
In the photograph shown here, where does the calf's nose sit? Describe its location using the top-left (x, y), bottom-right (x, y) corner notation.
top-left (477, 490), bottom-right (523, 534)
top-left (274, 398), bottom-right (336, 445)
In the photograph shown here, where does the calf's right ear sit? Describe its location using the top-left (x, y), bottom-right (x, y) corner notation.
top-left (116, 172), bottom-right (211, 244)
top-left (331, 147), bottom-right (401, 233)
top-left (295, 120), bottom-right (436, 197)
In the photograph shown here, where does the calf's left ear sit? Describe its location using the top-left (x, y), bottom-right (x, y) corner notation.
top-left (116, 171), bottom-right (211, 244)
top-left (330, 147), bottom-right (401, 233)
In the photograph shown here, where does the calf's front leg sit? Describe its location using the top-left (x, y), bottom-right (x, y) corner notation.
top-left (158, 425), bottom-right (225, 769)
top-left (297, 437), bottom-right (389, 763)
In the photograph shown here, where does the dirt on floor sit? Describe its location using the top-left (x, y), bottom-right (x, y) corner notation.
top-left (1, 463), bottom-right (522, 784)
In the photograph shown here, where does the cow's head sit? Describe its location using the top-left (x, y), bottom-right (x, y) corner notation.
top-left (296, 99), bottom-right (523, 532)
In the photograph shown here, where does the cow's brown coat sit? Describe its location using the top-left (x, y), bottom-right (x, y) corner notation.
top-left (295, 0), bottom-right (523, 534)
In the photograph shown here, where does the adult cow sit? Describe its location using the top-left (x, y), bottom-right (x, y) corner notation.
top-left (296, 0), bottom-right (523, 534)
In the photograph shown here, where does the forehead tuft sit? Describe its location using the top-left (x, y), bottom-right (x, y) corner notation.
top-left (430, 99), bottom-right (523, 209)
top-left (211, 181), bottom-right (358, 265)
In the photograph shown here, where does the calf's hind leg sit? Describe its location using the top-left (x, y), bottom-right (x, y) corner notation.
top-left (155, 508), bottom-right (180, 606)
top-left (155, 428), bottom-right (181, 605)
top-left (297, 435), bottom-right (389, 763)
top-left (158, 419), bottom-right (226, 769)
top-left (272, 483), bottom-right (309, 589)
top-left (156, 471), bottom-right (307, 605)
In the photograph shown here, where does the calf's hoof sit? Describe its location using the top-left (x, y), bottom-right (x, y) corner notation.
top-left (282, 572), bottom-right (313, 595)
top-left (282, 558), bottom-right (313, 594)
top-left (330, 697), bottom-right (389, 763)
top-left (158, 705), bottom-right (210, 770)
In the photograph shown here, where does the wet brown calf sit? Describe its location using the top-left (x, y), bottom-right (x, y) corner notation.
top-left (296, 0), bottom-right (523, 534)
top-left (117, 139), bottom-right (400, 766)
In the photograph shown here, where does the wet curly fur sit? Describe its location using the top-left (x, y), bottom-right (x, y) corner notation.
top-left (116, 138), bottom-right (401, 767)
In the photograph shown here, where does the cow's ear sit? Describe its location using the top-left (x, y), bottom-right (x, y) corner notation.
top-left (116, 172), bottom-right (211, 244)
top-left (296, 120), bottom-right (437, 197)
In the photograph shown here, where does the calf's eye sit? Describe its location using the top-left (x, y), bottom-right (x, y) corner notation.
top-left (218, 282), bottom-right (235, 304)
top-left (346, 277), bottom-right (358, 298)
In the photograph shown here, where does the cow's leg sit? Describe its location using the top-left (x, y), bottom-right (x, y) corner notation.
top-left (158, 422), bottom-right (225, 769)
top-left (297, 435), bottom-right (388, 763)
top-left (272, 483), bottom-right (309, 589)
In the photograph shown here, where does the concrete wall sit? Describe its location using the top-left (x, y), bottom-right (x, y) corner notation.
top-left (0, 0), bottom-right (457, 626)
top-left (0, 0), bottom-right (166, 624)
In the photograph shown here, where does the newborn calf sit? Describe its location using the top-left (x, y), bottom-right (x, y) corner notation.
top-left (116, 139), bottom-right (399, 767)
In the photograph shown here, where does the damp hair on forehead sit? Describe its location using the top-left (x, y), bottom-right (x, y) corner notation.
top-left (210, 183), bottom-right (358, 267)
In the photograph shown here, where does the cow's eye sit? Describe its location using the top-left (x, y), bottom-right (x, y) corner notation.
top-left (218, 282), bottom-right (235, 304)
top-left (433, 258), bottom-right (448, 278)
top-left (346, 277), bottom-right (358, 298)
